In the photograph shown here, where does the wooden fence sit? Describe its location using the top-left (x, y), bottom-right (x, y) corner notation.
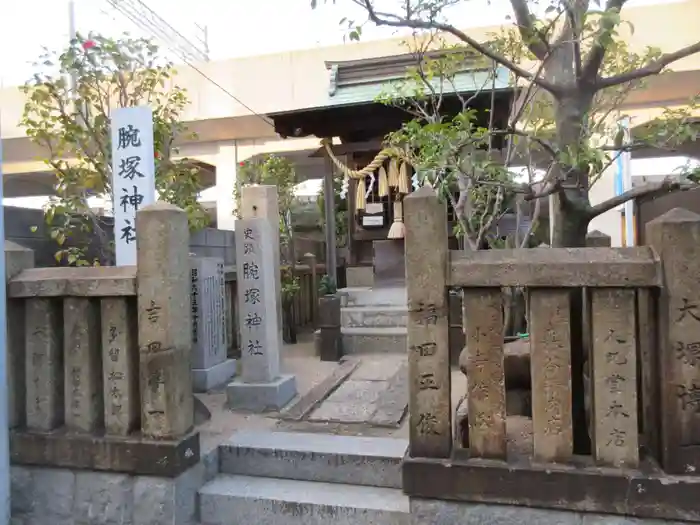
top-left (402, 187), bottom-right (700, 523)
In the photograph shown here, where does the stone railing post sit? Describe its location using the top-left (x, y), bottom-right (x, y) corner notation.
top-left (404, 186), bottom-right (451, 458)
top-left (586, 230), bottom-right (612, 248)
top-left (136, 202), bottom-right (193, 438)
top-left (5, 241), bottom-right (34, 429)
top-left (647, 208), bottom-right (700, 474)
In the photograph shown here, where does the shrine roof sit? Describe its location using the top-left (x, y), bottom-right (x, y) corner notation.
top-left (267, 49), bottom-right (514, 142)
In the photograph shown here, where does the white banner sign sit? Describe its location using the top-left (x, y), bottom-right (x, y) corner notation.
top-left (111, 106), bottom-right (156, 266)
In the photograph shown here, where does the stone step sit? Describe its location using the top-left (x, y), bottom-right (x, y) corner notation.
top-left (199, 475), bottom-right (410, 525)
top-left (342, 327), bottom-right (407, 354)
top-left (340, 287), bottom-right (407, 307)
top-left (219, 431), bottom-right (407, 488)
top-left (341, 305), bottom-right (408, 328)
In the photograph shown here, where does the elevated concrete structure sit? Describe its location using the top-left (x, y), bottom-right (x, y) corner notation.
top-left (2, 0), bottom-right (700, 239)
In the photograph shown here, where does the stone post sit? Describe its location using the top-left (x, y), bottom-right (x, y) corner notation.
top-left (582, 229), bottom-right (612, 442)
top-left (305, 253), bottom-right (318, 328)
top-left (647, 208), bottom-right (700, 474)
top-left (63, 298), bottom-right (102, 432)
top-left (101, 297), bottom-right (139, 435)
top-left (404, 186), bottom-right (451, 458)
top-left (226, 217), bottom-right (297, 411)
top-left (136, 202), bottom-right (193, 438)
top-left (317, 293), bottom-right (342, 362)
top-left (591, 288), bottom-right (639, 468)
top-left (240, 185), bottom-right (283, 351)
top-left (586, 230), bottom-right (612, 248)
top-left (5, 241), bottom-right (34, 428)
top-left (25, 298), bottom-right (63, 431)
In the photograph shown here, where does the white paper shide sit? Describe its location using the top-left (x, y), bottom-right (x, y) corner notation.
top-left (111, 106), bottom-right (156, 266)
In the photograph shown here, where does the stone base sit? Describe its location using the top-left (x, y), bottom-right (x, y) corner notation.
top-left (11, 447), bottom-right (219, 525)
top-left (346, 266), bottom-right (374, 287)
top-left (192, 358), bottom-right (237, 393)
top-left (410, 499), bottom-right (696, 525)
top-left (226, 374), bottom-right (297, 412)
top-left (10, 429), bottom-right (200, 477)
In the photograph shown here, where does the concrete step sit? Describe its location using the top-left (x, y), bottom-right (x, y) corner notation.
top-left (340, 287), bottom-right (407, 307)
top-left (199, 474), bottom-right (410, 525)
top-left (341, 305), bottom-right (408, 328)
top-left (219, 431), bottom-right (407, 488)
top-left (342, 327), bottom-right (406, 354)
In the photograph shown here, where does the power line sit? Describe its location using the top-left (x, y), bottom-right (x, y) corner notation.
top-left (104, 0), bottom-right (207, 62)
top-left (104, 0), bottom-right (273, 126)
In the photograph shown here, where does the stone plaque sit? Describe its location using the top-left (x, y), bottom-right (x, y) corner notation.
top-left (190, 257), bottom-right (227, 370)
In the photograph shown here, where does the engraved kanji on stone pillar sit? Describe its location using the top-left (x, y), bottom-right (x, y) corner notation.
top-left (404, 186), bottom-right (451, 459)
top-left (462, 288), bottom-right (506, 459)
top-left (25, 298), bottom-right (63, 431)
top-left (226, 217), bottom-right (297, 411)
top-left (136, 202), bottom-right (193, 438)
top-left (101, 297), bottom-right (139, 435)
top-left (529, 289), bottom-right (573, 463)
top-left (591, 288), bottom-right (639, 468)
top-left (64, 298), bottom-right (103, 432)
top-left (647, 208), bottom-right (700, 474)
top-left (240, 185), bottom-right (283, 350)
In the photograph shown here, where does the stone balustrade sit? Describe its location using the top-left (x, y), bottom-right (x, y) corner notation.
top-left (401, 187), bottom-right (700, 523)
top-left (4, 203), bottom-right (199, 478)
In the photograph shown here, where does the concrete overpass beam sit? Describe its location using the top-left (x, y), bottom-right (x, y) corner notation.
top-left (215, 141), bottom-right (239, 230)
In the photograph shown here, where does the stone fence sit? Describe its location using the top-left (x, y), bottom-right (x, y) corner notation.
top-left (5, 203), bottom-right (199, 478)
top-left (402, 186), bottom-right (700, 523)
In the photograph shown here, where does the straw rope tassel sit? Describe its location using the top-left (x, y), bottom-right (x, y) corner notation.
top-left (388, 199), bottom-right (406, 239)
top-left (378, 165), bottom-right (389, 197)
top-left (355, 177), bottom-right (367, 211)
top-left (388, 158), bottom-right (400, 187)
top-left (398, 161), bottom-right (410, 195)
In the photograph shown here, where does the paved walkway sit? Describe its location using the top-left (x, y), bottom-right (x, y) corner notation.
top-left (196, 333), bottom-right (470, 453)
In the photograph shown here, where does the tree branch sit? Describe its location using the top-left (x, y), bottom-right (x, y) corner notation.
top-left (509, 0), bottom-right (549, 60)
top-left (587, 177), bottom-right (696, 218)
top-left (356, 0), bottom-right (561, 94)
top-left (597, 41), bottom-right (700, 89)
top-left (580, 0), bottom-right (628, 83)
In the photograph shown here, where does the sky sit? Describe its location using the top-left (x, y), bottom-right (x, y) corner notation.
top-left (0, 0), bottom-right (683, 87)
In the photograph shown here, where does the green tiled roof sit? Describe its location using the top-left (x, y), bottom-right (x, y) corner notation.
top-left (326, 60), bottom-right (511, 107)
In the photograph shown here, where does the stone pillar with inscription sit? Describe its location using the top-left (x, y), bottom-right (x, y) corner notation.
top-left (647, 207), bottom-right (700, 474)
top-left (239, 185), bottom-right (283, 351)
top-left (404, 186), bottom-right (452, 458)
top-left (226, 217), bottom-right (297, 412)
top-left (136, 202), bottom-right (194, 438)
top-left (190, 256), bottom-right (237, 392)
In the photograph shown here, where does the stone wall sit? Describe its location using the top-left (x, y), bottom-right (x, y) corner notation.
top-left (11, 449), bottom-right (218, 525)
